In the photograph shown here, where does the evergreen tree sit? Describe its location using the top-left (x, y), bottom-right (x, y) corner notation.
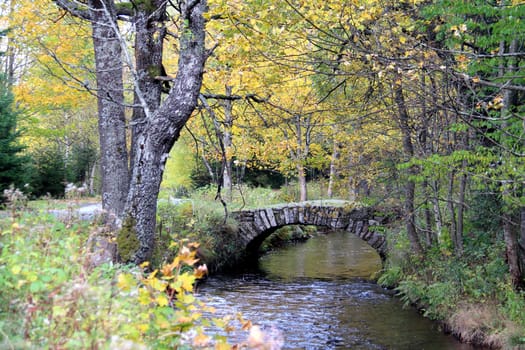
top-left (0, 74), bottom-right (27, 197)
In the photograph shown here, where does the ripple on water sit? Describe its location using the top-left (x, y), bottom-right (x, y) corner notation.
top-left (199, 231), bottom-right (476, 350)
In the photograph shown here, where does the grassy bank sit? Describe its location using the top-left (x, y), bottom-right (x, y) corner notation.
top-left (378, 226), bottom-right (525, 349)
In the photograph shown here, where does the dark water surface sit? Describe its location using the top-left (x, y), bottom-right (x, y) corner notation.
top-left (199, 231), bottom-right (477, 349)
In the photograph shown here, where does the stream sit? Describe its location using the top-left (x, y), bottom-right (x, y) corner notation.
top-left (199, 230), bottom-right (478, 349)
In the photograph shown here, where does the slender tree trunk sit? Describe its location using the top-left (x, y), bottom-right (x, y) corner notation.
top-left (327, 136), bottom-right (340, 198)
top-left (293, 114), bottom-right (308, 201)
top-left (430, 180), bottom-right (443, 243)
top-left (422, 180), bottom-right (434, 247)
top-left (221, 86), bottom-right (234, 201)
top-left (456, 162), bottom-right (466, 256)
top-left (500, 38), bottom-right (524, 287)
top-left (518, 207), bottom-right (525, 273)
top-left (394, 79), bottom-right (423, 255)
top-left (89, 158), bottom-right (98, 195)
top-left (297, 162), bottom-right (307, 201)
top-left (122, 0), bottom-right (207, 264)
top-left (447, 170), bottom-right (457, 251)
top-left (201, 154), bottom-right (216, 183)
top-left (90, 0), bottom-right (129, 217)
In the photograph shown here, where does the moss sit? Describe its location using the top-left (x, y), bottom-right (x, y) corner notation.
top-left (117, 216), bottom-right (140, 263)
top-left (115, 2), bottom-right (134, 11)
top-left (147, 65), bottom-right (162, 79)
top-left (130, 0), bottom-right (155, 12)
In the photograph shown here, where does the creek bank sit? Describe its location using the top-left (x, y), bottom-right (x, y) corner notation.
top-left (379, 225), bottom-right (524, 349)
top-left (398, 297), bottom-right (512, 349)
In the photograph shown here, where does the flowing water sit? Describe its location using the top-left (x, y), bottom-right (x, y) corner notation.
top-left (199, 230), bottom-right (478, 349)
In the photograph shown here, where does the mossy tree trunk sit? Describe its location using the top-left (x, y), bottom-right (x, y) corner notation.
top-left (55, 0), bottom-right (208, 264)
top-left (122, 0), bottom-right (207, 264)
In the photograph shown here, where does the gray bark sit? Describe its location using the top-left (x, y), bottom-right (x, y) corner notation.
top-left (394, 79), bottom-right (423, 256)
top-left (503, 213), bottom-right (522, 289)
top-left (430, 180), bottom-right (443, 242)
top-left (456, 164), bottom-right (466, 256)
top-left (294, 114), bottom-right (310, 202)
top-left (123, 0), bottom-right (207, 264)
top-left (422, 180), bottom-right (434, 247)
top-left (89, 0), bottom-right (129, 217)
top-left (130, 1), bottom-right (166, 172)
top-left (221, 86), bottom-right (234, 201)
top-left (327, 135), bottom-right (340, 199)
top-left (446, 170), bottom-right (457, 250)
top-left (55, 0), bottom-right (209, 264)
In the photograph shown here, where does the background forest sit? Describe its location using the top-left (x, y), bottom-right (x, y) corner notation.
top-left (1, 0), bottom-right (525, 348)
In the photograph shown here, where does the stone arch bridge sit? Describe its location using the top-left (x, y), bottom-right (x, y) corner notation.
top-left (231, 201), bottom-right (388, 260)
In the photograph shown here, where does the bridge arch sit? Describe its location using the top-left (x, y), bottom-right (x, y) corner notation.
top-left (232, 201), bottom-right (387, 260)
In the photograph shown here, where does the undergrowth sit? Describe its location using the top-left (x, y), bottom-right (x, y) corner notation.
top-left (0, 203), bottom-right (277, 349)
top-left (378, 227), bottom-right (525, 348)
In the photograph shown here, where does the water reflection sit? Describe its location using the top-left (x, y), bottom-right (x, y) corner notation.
top-left (200, 230), bottom-right (476, 349)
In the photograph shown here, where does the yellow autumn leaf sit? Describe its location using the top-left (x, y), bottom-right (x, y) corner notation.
top-left (138, 288), bottom-right (152, 305)
top-left (179, 272), bottom-right (196, 292)
top-left (148, 276), bottom-right (167, 292)
top-left (156, 294), bottom-right (169, 307)
top-left (117, 273), bottom-right (135, 292)
top-left (178, 292), bottom-right (196, 305)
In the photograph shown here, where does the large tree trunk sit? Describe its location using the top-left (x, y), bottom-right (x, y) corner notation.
top-left (120, 0), bottom-right (207, 264)
top-left (130, 1), bottom-right (166, 173)
top-left (394, 79), bottom-right (423, 256)
top-left (90, 0), bottom-right (129, 217)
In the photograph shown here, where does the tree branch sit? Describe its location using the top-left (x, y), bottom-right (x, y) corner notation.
top-left (53, 0), bottom-right (92, 20)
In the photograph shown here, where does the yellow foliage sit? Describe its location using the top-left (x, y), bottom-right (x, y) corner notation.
top-left (156, 294), bottom-right (169, 307)
top-left (3, 0), bottom-right (96, 151)
top-left (117, 273), bottom-right (135, 292)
